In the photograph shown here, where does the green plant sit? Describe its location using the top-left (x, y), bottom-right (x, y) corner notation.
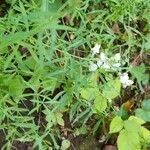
top-left (130, 63), bottom-right (149, 91)
top-left (0, 0), bottom-right (150, 149)
top-left (135, 99), bottom-right (150, 122)
top-left (109, 116), bottom-right (150, 150)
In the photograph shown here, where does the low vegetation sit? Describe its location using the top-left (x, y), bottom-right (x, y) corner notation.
top-left (0, 0), bottom-right (150, 149)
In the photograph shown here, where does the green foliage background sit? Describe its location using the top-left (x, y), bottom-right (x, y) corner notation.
top-left (0, 0), bottom-right (150, 149)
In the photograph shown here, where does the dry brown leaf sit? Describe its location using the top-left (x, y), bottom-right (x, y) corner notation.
top-left (122, 100), bottom-right (134, 112)
top-left (112, 22), bottom-right (121, 35)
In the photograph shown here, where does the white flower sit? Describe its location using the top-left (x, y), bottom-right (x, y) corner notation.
top-left (114, 53), bottom-right (121, 61)
top-left (124, 80), bottom-right (134, 88)
top-left (119, 73), bottom-right (134, 88)
top-left (97, 60), bottom-right (103, 67)
top-left (95, 52), bottom-right (121, 71)
top-left (91, 44), bottom-right (100, 55)
top-left (89, 63), bottom-right (98, 71)
top-left (119, 73), bottom-right (129, 82)
top-left (102, 62), bottom-right (110, 69)
top-left (112, 63), bottom-right (121, 68)
top-left (97, 52), bottom-right (110, 69)
top-left (100, 52), bottom-right (107, 61)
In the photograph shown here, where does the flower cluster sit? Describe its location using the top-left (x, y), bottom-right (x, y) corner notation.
top-left (119, 73), bottom-right (134, 88)
top-left (89, 44), bottom-right (121, 71)
top-left (89, 44), bottom-right (134, 88)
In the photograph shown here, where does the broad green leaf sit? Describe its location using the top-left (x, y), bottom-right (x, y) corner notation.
top-left (109, 116), bottom-right (124, 133)
top-left (135, 108), bottom-right (150, 122)
top-left (140, 127), bottom-right (150, 143)
top-left (128, 116), bottom-right (145, 125)
top-left (124, 120), bottom-right (140, 132)
top-left (130, 63), bottom-right (149, 85)
top-left (80, 87), bottom-right (96, 100)
top-left (135, 99), bottom-right (150, 122)
top-left (93, 95), bottom-right (107, 113)
top-left (117, 129), bottom-right (141, 150)
top-left (142, 99), bottom-right (150, 111)
top-left (103, 78), bottom-right (121, 99)
top-left (89, 72), bottom-right (99, 87)
top-left (80, 73), bottom-right (99, 100)
top-left (8, 76), bottom-right (25, 97)
top-left (61, 139), bottom-right (70, 150)
top-left (117, 107), bottom-right (128, 120)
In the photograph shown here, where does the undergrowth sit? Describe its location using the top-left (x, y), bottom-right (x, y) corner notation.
top-left (0, 0), bottom-right (150, 149)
